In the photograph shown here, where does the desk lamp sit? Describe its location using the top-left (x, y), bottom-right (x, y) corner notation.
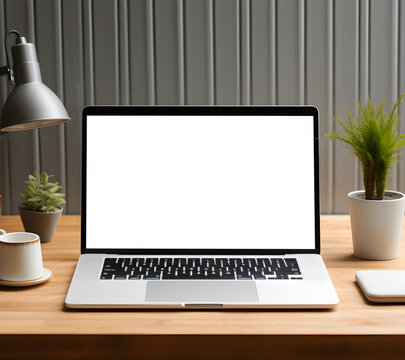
top-left (0, 30), bottom-right (70, 215)
top-left (0, 30), bottom-right (71, 131)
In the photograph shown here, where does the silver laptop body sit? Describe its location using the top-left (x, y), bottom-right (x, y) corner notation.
top-left (65, 106), bottom-right (339, 309)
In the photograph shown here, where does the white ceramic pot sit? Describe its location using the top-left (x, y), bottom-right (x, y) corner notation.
top-left (348, 190), bottom-right (405, 260)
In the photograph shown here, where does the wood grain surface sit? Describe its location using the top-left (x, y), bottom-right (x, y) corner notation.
top-left (1, 215), bottom-right (405, 359)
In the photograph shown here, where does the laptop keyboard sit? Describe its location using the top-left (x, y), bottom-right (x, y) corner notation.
top-left (100, 257), bottom-right (302, 280)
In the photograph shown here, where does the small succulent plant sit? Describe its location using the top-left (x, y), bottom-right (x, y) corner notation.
top-left (20, 172), bottom-right (66, 212)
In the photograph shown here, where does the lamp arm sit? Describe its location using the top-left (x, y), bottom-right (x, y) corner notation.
top-left (3, 30), bottom-right (21, 81)
top-left (0, 65), bottom-right (9, 76)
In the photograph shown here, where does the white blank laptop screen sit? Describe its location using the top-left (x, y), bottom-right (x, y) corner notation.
top-left (86, 115), bottom-right (315, 249)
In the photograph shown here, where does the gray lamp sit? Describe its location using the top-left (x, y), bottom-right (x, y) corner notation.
top-left (0, 30), bottom-right (71, 132)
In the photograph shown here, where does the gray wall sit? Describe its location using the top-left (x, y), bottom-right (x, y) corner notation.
top-left (0, 0), bottom-right (404, 214)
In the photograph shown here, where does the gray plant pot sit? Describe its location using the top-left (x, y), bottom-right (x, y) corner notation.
top-left (19, 206), bottom-right (63, 243)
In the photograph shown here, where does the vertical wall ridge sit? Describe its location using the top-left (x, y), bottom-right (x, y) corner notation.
top-left (90, 0), bottom-right (96, 103)
top-left (240, 0), bottom-right (250, 105)
top-left (367, 0), bottom-right (371, 100)
top-left (126, 0), bottom-right (131, 103)
top-left (298, 0), bottom-right (305, 105)
top-left (114, 0), bottom-right (119, 105)
top-left (177, 0), bottom-right (185, 105)
top-left (29, 0), bottom-right (41, 176)
top-left (63, 0), bottom-right (85, 213)
top-left (3, 0), bottom-right (11, 213)
top-left (56, 0), bottom-right (64, 100)
top-left (0, 0), bottom-right (11, 214)
top-left (327, 0), bottom-right (334, 213)
top-left (393, 0), bottom-right (399, 190)
top-left (270, 0), bottom-right (276, 105)
top-left (207, 0), bottom-right (215, 105)
top-left (83, 0), bottom-right (95, 105)
top-left (247, 0), bottom-right (252, 105)
top-left (236, 0), bottom-right (241, 105)
top-left (56, 0), bottom-right (67, 212)
top-left (359, 1), bottom-right (369, 107)
top-left (399, 0), bottom-right (405, 194)
top-left (118, 0), bottom-right (130, 105)
top-left (355, 0), bottom-right (360, 190)
top-left (211, 0), bottom-right (216, 105)
top-left (146, 0), bottom-right (156, 105)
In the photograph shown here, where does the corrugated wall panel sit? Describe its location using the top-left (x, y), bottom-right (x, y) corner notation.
top-left (399, 0), bottom-right (405, 195)
top-left (63, 0), bottom-right (84, 214)
top-left (184, 0), bottom-right (212, 105)
top-left (82, 0), bottom-right (94, 106)
top-left (0, 0), bottom-right (11, 214)
top-left (118, 0), bottom-right (130, 105)
top-left (306, 0), bottom-right (331, 213)
top-left (0, 0), bottom-right (404, 214)
top-left (154, 0), bottom-right (183, 104)
top-left (276, 0), bottom-right (299, 104)
top-left (3, 0), bottom-right (39, 214)
top-left (128, 0), bottom-right (150, 105)
top-left (298, 0), bottom-right (305, 105)
top-left (250, 0), bottom-right (276, 105)
top-left (35, 0), bottom-right (67, 207)
top-left (93, 0), bottom-right (119, 105)
top-left (359, 0), bottom-right (369, 192)
top-left (214, 0), bottom-right (240, 104)
top-left (333, 0), bottom-right (359, 213)
top-left (369, 0), bottom-right (398, 190)
top-left (240, 0), bottom-right (250, 105)
top-left (27, 0), bottom-right (41, 177)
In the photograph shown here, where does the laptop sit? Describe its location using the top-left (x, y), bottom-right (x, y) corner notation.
top-left (65, 106), bottom-right (339, 309)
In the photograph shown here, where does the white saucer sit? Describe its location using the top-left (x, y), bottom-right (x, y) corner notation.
top-left (0, 268), bottom-right (52, 287)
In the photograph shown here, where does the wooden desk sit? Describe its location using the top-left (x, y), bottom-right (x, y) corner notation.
top-left (1, 215), bottom-right (405, 359)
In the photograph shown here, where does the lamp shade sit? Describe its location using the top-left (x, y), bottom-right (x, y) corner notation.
top-left (0, 36), bottom-right (70, 132)
top-left (1, 82), bottom-right (70, 131)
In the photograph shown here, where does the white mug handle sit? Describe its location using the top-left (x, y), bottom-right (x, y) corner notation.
top-left (0, 229), bottom-right (6, 236)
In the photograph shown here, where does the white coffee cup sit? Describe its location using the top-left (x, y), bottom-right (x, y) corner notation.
top-left (0, 230), bottom-right (44, 281)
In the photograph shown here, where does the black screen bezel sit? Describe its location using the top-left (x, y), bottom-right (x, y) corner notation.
top-left (81, 106), bottom-right (320, 255)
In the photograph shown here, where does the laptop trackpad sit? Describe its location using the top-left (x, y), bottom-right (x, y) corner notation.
top-left (145, 281), bottom-right (259, 303)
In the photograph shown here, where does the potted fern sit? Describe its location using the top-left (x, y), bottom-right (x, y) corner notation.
top-left (324, 95), bottom-right (405, 260)
top-left (19, 172), bottom-right (66, 243)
